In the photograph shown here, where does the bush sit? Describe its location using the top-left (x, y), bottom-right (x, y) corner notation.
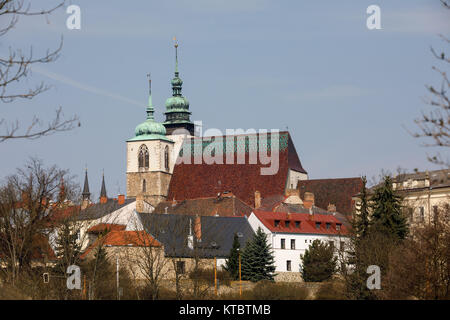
top-left (301, 240), bottom-right (337, 282)
top-left (220, 281), bottom-right (308, 300)
top-left (189, 268), bottom-right (231, 287)
top-left (315, 280), bottom-right (347, 300)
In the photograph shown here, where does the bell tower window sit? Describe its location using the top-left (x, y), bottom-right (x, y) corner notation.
top-left (138, 144), bottom-right (149, 169)
top-left (142, 179), bottom-right (146, 192)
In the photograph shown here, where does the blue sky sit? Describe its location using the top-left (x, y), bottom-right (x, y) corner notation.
top-left (1, 0), bottom-right (449, 198)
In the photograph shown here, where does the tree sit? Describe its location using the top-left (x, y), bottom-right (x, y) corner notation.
top-left (0, 0), bottom-right (79, 142)
top-left (381, 204), bottom-right (450, 299)
top-left (0, 158), bottom-right (71, 286)
top-left (301, 240), bottom-right (337, 282)
top-left (241, 227), bottom-right (275, 282)
top-left (223, 233), bottom-right (240, 281)
top-left (352, 176), bottom-right (370, 239)
top-left (411, 0), bottom-right (450, 166)
top-left (84, 244), bottom-right (116, 300)
top-left (370, 176), bottom-right (408, 240)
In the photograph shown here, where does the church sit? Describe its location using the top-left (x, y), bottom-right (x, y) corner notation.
top-left (75, 42), bottom-right (359, 280)
top-left (124, 41), bottom-right (310, 209)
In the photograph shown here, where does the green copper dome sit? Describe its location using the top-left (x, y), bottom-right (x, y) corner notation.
top-left (165, 96), bottom-right (189, 110)
top-left (135, 118), bottom-right (166, 136)
top-left (127, 80), bottom-right (172, 143)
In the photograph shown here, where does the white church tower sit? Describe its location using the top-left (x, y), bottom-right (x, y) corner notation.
top-left (126, 75), bottom-right (174, 206)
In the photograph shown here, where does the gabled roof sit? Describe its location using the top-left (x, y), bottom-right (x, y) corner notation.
top-left (168, 131), bottom-right (307, 206)
top-left (81, 230), bottom-right (161, 259)
top-left (298, 177), bottom-right (363, 215)
top-left (137, 213), bottom-right (254, 258)
top-left (153, 193), bottom-right (253, 217)
top-left (76, 198), bottom-right (135, 221)
top-left (253, 210), bottom-right (349, 236)
top-left (257, 193), bottom-right (351, 227)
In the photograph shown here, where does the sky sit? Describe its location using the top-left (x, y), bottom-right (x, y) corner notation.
top-left (1, 0), bottom-right (449, 198)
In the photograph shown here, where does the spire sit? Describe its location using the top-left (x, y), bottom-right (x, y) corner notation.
top-left (100, 171), bottom-right (107, 200)
top-left (171, 37), bottom-right (183, 97)
top-left (163, 38), bottom-right (194, 135)
top-left (82, 167), bottom-right (91, 200)
top-left (146, 73), bottom-right (155, 121)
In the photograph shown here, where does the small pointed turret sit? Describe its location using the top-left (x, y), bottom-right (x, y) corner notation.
top-left (100, 171), bottom-right (107, 203)
top-left (82, 168), bottom-right (91, 201)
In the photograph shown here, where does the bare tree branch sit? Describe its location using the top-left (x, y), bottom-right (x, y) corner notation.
top-left (0, 0), bottom-right (79, 142)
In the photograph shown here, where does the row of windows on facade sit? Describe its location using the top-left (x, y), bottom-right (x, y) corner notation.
top-left (279, 238), bottom-right (345, 251)
top-left (274, 219), bottom-right (341, 231)
top-left (407, 205), bottom-right (450, 223)
top-left (138, 144), bottom-right (170, 171)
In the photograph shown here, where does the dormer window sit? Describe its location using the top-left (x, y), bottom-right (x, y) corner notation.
top-left (274, 220), bottom-right (280, 227)
top-left (336, 223), bottom-right (341, 231)
top-left (315, 222), bottom-right (321, 229)
top-left (326, 222), bottom-right (331, 230)
top-left (285, 221), bottom-right (290, 228)
top-left (295, 221), bottom-right (301, 228)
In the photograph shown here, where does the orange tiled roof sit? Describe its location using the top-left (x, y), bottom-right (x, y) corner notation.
top-left (81, 230), bottom-right (161, 259)
top-left (87, 223), bottom-right (126, 233)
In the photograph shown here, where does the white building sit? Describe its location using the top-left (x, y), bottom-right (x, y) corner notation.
top-left (248, 210), bottom-right (349, 281)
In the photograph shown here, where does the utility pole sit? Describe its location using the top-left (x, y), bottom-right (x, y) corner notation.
top-left (238, 248), bottom-right (242, 298)
top-left (214, 257), bottom-right (218, 297)
top-left (116, 255), bottom-right (120, 300)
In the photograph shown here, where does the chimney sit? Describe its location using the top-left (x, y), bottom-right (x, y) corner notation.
top-left (285, 188), bottom-right (300, 197)
top-left (309, 207), bottom-right (314, 220)
top-left (327, 203), bottom-right (336, 213)
top-left (136, 194), bottom-right (144, 213)
top-left (187, 218), bottom-right (194, 250)
top-left (303, 192), bottom-right (314, 209)
top-left (254, 190), bottom-right (261, 209)
top-left (194, 215), bottom-right (202, 241)
top-left (117, 194), bottom-right (125, 205)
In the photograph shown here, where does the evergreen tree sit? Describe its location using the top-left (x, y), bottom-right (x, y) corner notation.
top-left (53, 219), bottom-right (82, 274)
top-left (223, 233), bottom-right (240, 280)
top-left (241, 227), bottom-right (276, 282)
top-left (370, 176), bottom-right (408, 240)
top-left (352, 176), bottom-right (370, 238)
top-left (301, 240), bottom-right (337, 282)
top-left (86, 244), bottom-right (115, 300)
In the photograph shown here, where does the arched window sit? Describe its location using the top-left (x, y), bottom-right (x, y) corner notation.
top-left (142, 179), bottom-right (146, 192)
top-left (164, 146), bottom-right (169, 171)
top-left (138, 144), bottom-right (149, 169)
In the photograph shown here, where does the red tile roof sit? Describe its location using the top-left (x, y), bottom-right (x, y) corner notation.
top-left (298, 177), bottom-right (363, 215)
top-left (168, 132), bottom-right (307, 207)
top-left (87, 223), bottom-right (126, 233)
top-left (253, 210), bottom-right (349, 236)
top-left (81, 230), bottom-right (161, 259)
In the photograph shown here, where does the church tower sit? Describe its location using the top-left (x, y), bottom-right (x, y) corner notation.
top-left (163, 39), bottom-right (195, 136)
top-left (81, 168), bottom-right (91, 210)
top-left (126, 75), bottom-right (174, 206)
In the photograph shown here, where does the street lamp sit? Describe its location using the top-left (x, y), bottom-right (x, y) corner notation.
top-left (237, 248), bottom-right (242, 298)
